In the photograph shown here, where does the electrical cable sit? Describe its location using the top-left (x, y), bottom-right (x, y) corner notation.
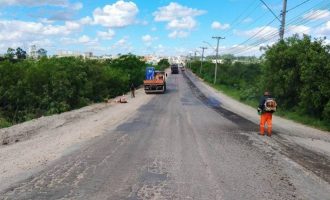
top-left (227, 0), bottom-right (329, 55)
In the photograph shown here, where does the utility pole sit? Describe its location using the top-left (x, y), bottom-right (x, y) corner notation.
top-left (188, 53), bottom-right (192, 68)
top-left (200, 47), bottom-right (207, 74)
top-left (279, 0), bottom-right (288, 40)
top-left (212, 36), bottom-right (225, 84)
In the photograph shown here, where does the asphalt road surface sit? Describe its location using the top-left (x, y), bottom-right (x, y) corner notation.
top-left (1, 71), bottom-right (329, 200)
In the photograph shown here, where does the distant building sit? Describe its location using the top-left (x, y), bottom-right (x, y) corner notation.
top-left (29, 45), bottom-right (38, 59)
top-left (168, 56), bottom-right (186, 65)
top-left (143, 55), bottom-right (162, 65)
top-left (99, 54), bottom-right (112, 59)
top-left (56, 50), bottom-right (82, 58)
top-left (83, 52), bottom-right (93, 59)
top-left (211, 59), bottom-right (224, 64)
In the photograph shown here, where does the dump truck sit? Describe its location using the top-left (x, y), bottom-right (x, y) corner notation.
top-left (143, 67), bottom-right (166, 94)
top-left (171, 64), bottom-right (179, 74)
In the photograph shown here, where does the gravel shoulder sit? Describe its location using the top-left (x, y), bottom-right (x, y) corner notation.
top-left (184, 70), bottom-right (330, 153)
top-left (0, 88), bottom-right (153, 192)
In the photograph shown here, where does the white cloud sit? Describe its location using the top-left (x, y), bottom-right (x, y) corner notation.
top-left (142, 35), bottom-right (153, 42)
top-left (0, 0), bottom-right (83, 11)
top-left (153, 2), bottom-right (205, 21)
top-left (211, 21), bottom-right (230, 30)
top-left (0, 0), bottom-right (68, 7)
top-left (153, 2), bottom-right (205, 38)
top-left (72, 2), bottom-right (83, 10)
top-left (112, 37), bottom-right (133, 53)
top-left (242, 17), bottom-right (253, 23)
top-left (325, 39), bottom-right (330, 45)
top-left (93, 0), bottom-right (138, 28)
top-left (236, 26), bottom-right (278, 40)
top-left (287, 25), bottom-right (311, 36)
top-left (303, 10), bottom-right (330, 21)
top-left (115, 38), bottom-right (127, 46)
top-left (78, 35), bottom-right (91, 43)
top-left (0, 19), bottom-right (82, 52)
top-left (223, 44), bottom-right (265, 57)
top-left (168, 30), bottom-right (189, 38)
top-left (64, 21), bottom-right (81, 31)
top-left (141, 34), bottom-right (157, 46)
top-left (137, 20), bottom-right (148, 26)
top-left (60, 35), bottom-right (98, 46)
top-left (79, 16), bottom-right (93, 25)
top-left (0, 20), bottom-right (81, 39)
top-left (314, 21), bottom-right (330, 36)
top-left (167, 16), bottom-right (196, 30)
top-left (97, 29), bottom-right (115, 40)
top-left (39, 18), bottom-right (55, 24)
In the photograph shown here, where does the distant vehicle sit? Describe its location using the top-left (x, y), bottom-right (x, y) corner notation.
top-left (171, 64), bottom-right (179, 74)
top-left (143, 67), bottom-right (166, 94)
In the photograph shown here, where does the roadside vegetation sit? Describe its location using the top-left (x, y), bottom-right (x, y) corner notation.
top-left (189, 34), bottom-right (330, 131)
top-left (156, 58), bottom-right (170, 71)
top-left (0, 53), bottom-right (146, 128)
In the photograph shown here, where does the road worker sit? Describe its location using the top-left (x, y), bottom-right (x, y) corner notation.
top-left (257, 91), bottom-right (277, 137)
top-left (130, 83), bottom-right (135, 98)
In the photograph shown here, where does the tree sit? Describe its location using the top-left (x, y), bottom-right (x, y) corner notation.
top-left (37, 48), bottom-right (47, 58)
top-left (5, 48), bottom-right (15, 59)
top-left (16, 47), bottom-right (27, 59)
top-left (157, 58), bottom-right (170, 71)
top-left (263, 34), bottom-right (330, 119)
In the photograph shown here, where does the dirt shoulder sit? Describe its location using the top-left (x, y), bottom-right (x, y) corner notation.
top-left (184, 70), bottom-right (330, 155)
top-left (0, 88), bottom-right (153, 191)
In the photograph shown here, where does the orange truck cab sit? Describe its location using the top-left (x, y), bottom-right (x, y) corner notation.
top-left (143, 67), bottom-right (166, 94)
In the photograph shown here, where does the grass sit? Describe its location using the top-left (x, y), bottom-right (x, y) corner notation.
top-left (0, 117), bottom-right (12, 129)
top-left (204, 81), bottom-right (330, 132)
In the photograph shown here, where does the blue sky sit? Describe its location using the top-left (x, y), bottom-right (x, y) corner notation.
top-left (0, 0), bottom-right (329, 56)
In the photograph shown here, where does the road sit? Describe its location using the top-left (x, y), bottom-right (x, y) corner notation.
top-left (1, 70), bottom-right (330, 200)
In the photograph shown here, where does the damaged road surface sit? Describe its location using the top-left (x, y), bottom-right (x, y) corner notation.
top-left (1, 71), bottom-right (330, 200)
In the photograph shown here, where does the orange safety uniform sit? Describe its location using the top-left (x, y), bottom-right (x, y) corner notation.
top-left (260, 112), bottom-right (272, 136)
top-left (258, 92), bottom-right (275, 136)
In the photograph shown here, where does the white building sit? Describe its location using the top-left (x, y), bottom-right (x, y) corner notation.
top-left (211, 59), bottom-right (224, 64)
top-left (83, 52), bottom-right (93, 59)
top-left (56, 50), bottom-right (82, 58)
top-left (29, 45), bottom-right (38, 59)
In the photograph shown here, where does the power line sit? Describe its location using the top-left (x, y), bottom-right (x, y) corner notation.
top-left (228, 0), bottom-right (329, 55)
top-left (222, 0), bottom-right (262, 36)
top-left (287, 0), bottom-right (312, 12)
top-left (218, 0), bottom-right (329, 56)
top-left (225, 18), bottom-right (277, 53)
top-left (259, 0), bottom-right (281, 22)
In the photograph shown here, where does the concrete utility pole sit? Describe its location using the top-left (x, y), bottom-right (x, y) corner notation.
top-left (212, 36), bottom-right (225, 84)
top-left (200, 47), bottom-right (207, 74)
top-left (188, 53), bottom-right (192, 68)
top-left (280, 0), bottom-right (288, 40)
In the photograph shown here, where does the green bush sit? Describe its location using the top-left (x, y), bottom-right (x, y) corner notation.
top-left (0, 55), bottom-right (146, 126)
top-left (190, 35), bottom-right (330, 130)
